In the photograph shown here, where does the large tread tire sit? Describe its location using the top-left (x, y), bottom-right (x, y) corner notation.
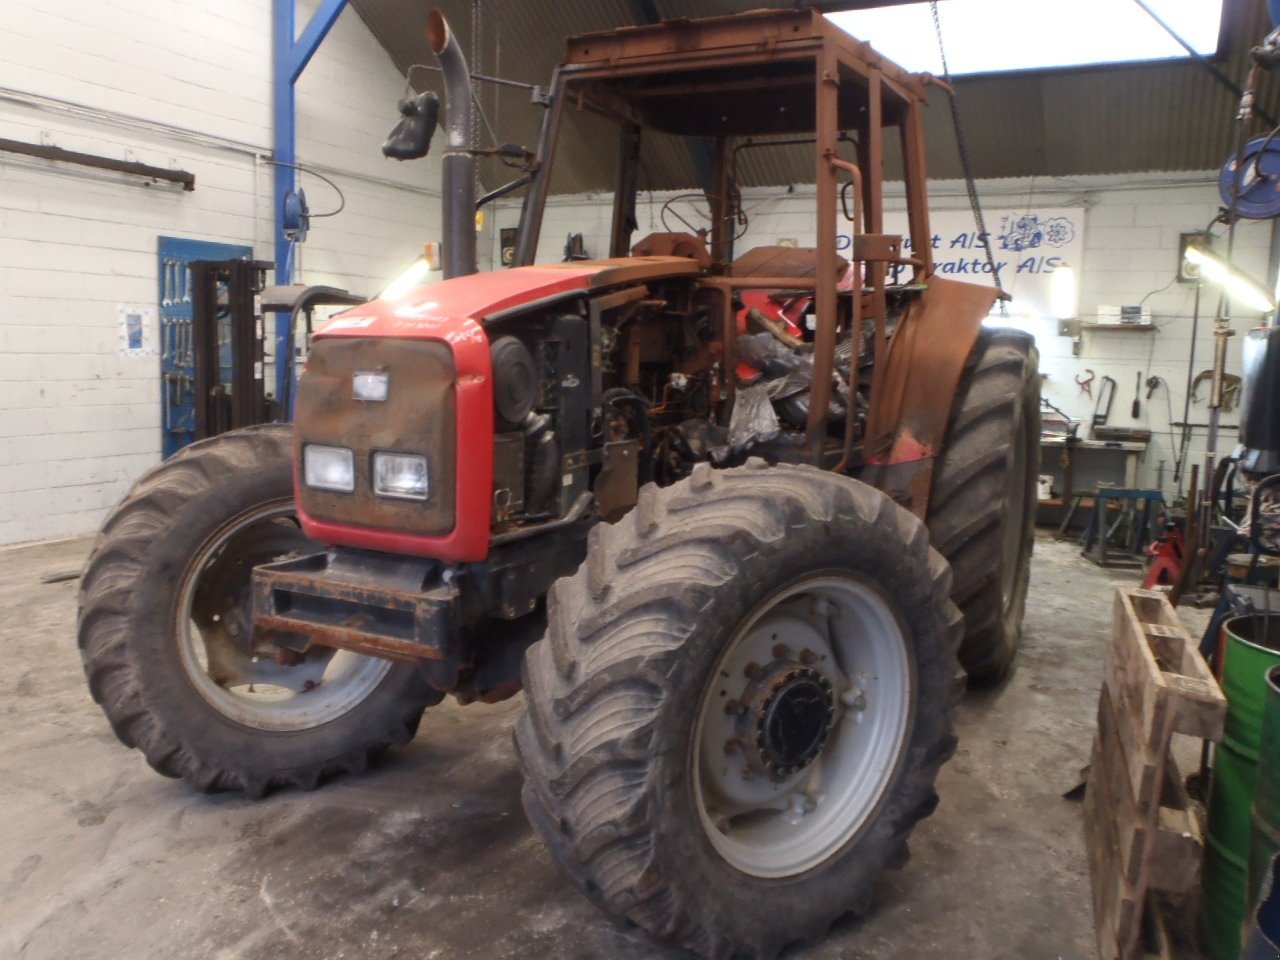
top-left (516, 460), bottom-right (963, 960)
top-left (928, 328), bottom-right (1040, 684)
top-left (77, 424), bottom-right (440, 797)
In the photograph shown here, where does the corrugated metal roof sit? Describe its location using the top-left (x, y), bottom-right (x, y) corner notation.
top-left (349, 0), bottom-right (1278, 191)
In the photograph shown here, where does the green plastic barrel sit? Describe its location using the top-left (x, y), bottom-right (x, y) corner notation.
top-left (1205, 615), bottom-right (1280, 960)
top-left (1249, 666), bottom-right (1280, 923)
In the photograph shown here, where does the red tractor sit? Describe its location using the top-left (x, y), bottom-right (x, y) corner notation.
top-left (79, 10), bottom-right (1038, 957)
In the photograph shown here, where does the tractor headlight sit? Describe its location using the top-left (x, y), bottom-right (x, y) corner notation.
top-left (373, 452), bottom-right (429, 501)
top-left (303, 444), bottom-right (355, 493)
top-left (352, 370), bottom-right (389, 402)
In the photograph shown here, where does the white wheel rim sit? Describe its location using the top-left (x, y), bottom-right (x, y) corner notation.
top-left (175, 501), bottom-right (393, 732)
top-left (692, 574), bottom-right (914, 878)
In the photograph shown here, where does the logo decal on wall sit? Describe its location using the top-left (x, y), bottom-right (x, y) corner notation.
top-left (998, 214), bottom-right (1076, 252)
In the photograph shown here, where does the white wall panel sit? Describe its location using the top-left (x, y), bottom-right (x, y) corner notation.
top-left (0, 0), bottom-right (443, 545)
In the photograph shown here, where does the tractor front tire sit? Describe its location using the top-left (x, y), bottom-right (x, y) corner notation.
top-left (928, 328), bottom-right (1040, 684)
top-left (77, 424), bottom-right (440, 797)
top-left (516, 461), bottom-right (962, 959)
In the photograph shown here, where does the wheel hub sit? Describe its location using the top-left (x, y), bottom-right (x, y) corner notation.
top-left (695, 575), bottom-right (914, 878)
top-left (735, 661), bottom-right (835, 781)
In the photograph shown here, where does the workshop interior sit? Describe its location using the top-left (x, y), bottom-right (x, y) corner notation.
top-left (7, 1), bottom-right (1280, 959)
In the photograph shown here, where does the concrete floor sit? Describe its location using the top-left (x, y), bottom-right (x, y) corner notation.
top-left (0, 531), bottom-right (1181, 960)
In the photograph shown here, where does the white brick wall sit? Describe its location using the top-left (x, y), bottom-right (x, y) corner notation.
top-left (492, 171), bottom-right (1274, 504)
top-left (0, 0), bottom-right (445, 545)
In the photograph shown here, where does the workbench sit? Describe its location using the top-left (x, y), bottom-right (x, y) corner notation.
top-left (1037, 435), bottom-right (1149, 527)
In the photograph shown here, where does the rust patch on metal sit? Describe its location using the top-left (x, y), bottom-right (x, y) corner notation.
top-left (730, 246), bottom-right (847, 280)
top-left (256, 614), bottom-right (438, 664)
top-left (532, 256), bottom-right (703, 288)
top-left (862, 276), bottom-right (997, 515)
top-left (630, 232), bottom-right (712, 267)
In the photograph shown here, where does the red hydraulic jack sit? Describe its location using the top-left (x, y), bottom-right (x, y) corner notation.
top-left (1143, 517), bottom-right (1186, 589)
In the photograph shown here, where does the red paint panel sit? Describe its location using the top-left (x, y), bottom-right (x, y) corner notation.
top-left (314, 265), bottom-right (598, 342)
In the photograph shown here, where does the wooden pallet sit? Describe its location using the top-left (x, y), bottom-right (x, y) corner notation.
top-left (1083, 588), bottom-right (1227, 960)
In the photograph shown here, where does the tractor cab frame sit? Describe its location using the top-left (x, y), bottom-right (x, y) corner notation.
top-left (504, 9), bottom-right (994, 502)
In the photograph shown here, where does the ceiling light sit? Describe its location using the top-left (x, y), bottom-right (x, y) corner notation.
top-left (827, 0), bottom-right (1222, 76)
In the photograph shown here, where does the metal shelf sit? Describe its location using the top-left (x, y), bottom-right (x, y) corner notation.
top-left (1080, 322), bottom-right (1157, 332)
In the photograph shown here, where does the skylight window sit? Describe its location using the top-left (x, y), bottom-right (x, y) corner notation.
top-left (826, 0), bottom-right (1223, 76)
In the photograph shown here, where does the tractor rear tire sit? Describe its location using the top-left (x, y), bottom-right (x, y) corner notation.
top-left (516, 461), bottom-right (963, 960)
top-left (927, 328), bottom-right (1040, 684)
top-left (77, 424), bottom-right (440, 797)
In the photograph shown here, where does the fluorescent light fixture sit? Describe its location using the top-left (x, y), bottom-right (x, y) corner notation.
top-left (1184, 245), bottom-right (1276, 313)
top-left (827, 0), bottom-right (1222, 76)
top-left (1049, 264), bottom-right (1078, 320)
top-left (380, 258), bottom-right (431, 301)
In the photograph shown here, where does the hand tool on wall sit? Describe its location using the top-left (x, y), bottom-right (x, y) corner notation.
top-left (1092, 374), bottom-right (1116, 430)
top-left (1191, 369), bottom-right (1242, 411)
top-left (1132, 371), bottom-right (1142, 418)
top-left (1075, 369), bottom-right (1095, 399)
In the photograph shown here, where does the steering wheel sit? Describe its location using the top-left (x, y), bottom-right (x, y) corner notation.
top-left (659, 192), bottom-right (750, 242)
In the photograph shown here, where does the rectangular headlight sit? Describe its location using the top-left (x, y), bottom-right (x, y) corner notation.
top-left (352, 370), bottom-right (389, 402)
top-left (373, 452), bottom-right (429, 501)
top-left (303, 444), bottom-right (355, 493)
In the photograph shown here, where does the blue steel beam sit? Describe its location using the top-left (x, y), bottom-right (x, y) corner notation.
top-left (272, 0), bottom-right (348, 405)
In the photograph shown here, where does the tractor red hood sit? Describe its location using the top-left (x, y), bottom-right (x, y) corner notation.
top-left (315, 256), bottom-right (704, 341)
top-left (298, 256), bottom-right (701, 563)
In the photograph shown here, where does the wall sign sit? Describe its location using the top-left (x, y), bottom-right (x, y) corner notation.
top-left (116, 304), bottom-right (156, 357)
top-left (844, 206), bottom-right (1086, 318)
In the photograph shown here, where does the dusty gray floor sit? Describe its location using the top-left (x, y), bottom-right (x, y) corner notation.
top-left (0, 532), bottom-right (1171, 960)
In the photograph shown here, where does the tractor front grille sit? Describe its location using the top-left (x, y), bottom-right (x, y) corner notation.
top-left (294, 336), bottom-right (457, 536)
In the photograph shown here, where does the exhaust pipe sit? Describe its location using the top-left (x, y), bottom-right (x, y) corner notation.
top-left (428, 10), bottom-right (477, 279)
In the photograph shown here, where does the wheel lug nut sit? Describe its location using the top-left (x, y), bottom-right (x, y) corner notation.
top-left (741, 767), bottom-right (757, 781)
top-left (744, 661), bottom-right (763, 680)
top-left (724, 700), bottom-right (745, 716)
top-left (724, 738), bottom-right (741, 755)
top-left (841, 688), bottom-right (867, 711)
top-left (799, 648), bottom-right (817, 665)
top-left (771, 642), bottom-right (791, 660)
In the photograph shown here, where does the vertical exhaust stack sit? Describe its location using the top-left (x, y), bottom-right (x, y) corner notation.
top-left (428, 10), bottom-right (477, 279)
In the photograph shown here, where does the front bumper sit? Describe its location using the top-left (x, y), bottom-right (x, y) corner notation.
top-left (252, 549), bottom-right (461, 685)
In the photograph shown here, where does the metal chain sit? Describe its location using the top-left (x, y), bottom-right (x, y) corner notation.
top-left (930, 0), bottom-right (1006, 311)
top-left (492, 0), bottom-right (500, 142)
top-left (471, 0), bottom-right (483, 194)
